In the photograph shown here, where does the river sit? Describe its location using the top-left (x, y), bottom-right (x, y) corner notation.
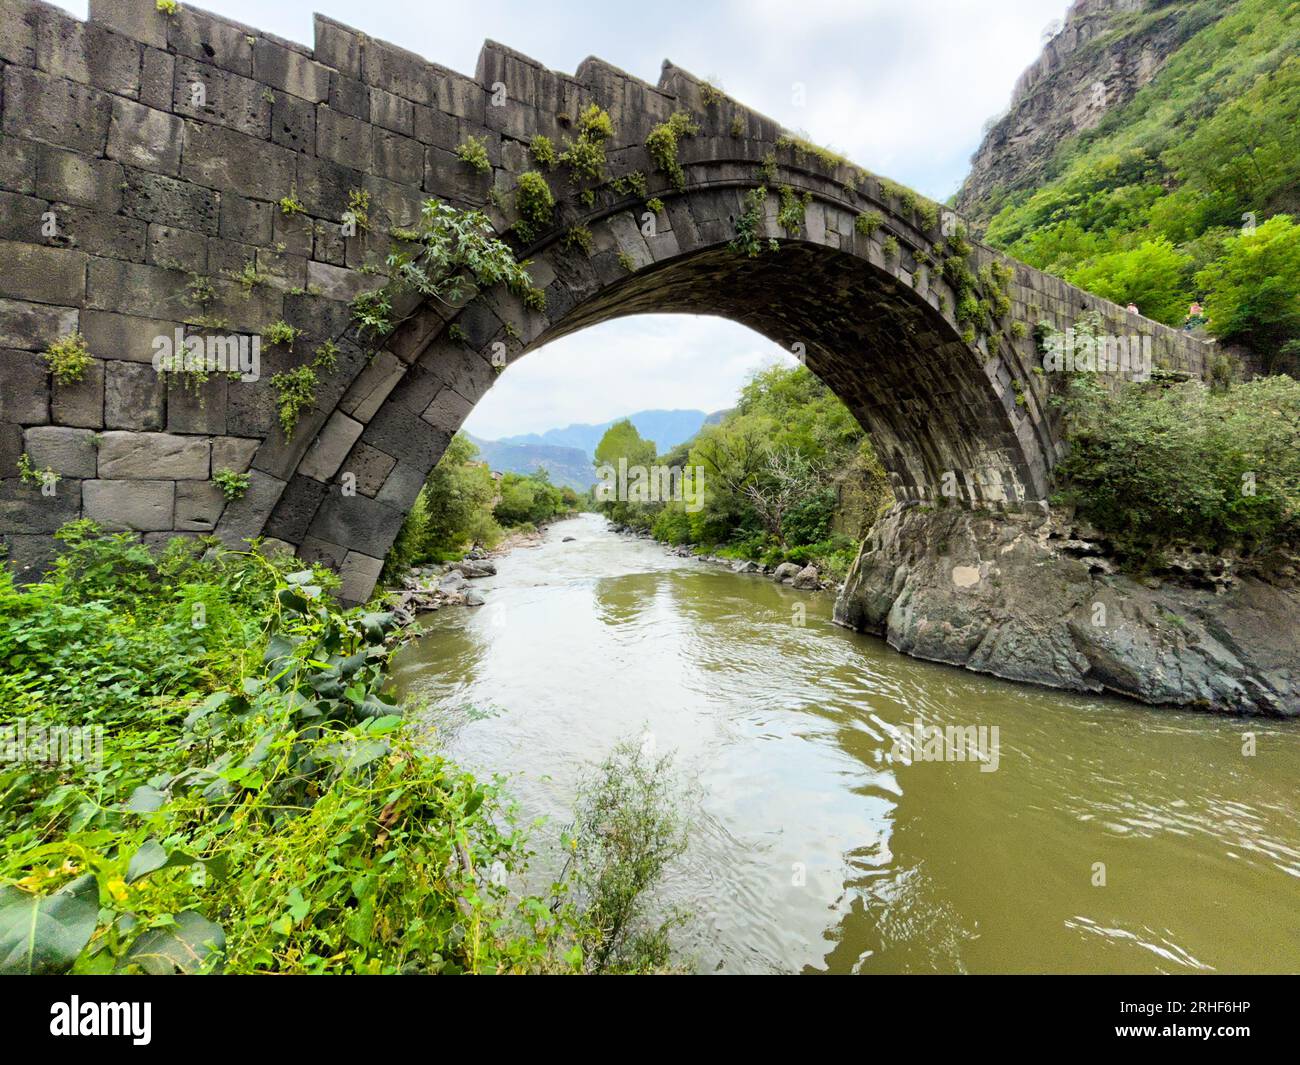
top-left (389, 513), bottom-right (1300, 974)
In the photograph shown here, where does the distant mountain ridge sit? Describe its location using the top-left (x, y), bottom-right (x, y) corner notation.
top-left (499, 409), bottom-right (712, 459)
top-left (467, 408), bottom-right (723, 490)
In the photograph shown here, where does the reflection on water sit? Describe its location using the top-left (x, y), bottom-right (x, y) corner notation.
top-left (389, 513), bottom-right (1300, 974)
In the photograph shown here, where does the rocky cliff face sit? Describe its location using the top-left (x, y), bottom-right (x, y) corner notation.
top-left (833, 504), bottom-right (1300, 717)
top-left (955, 0), bottom-right (1223, 225)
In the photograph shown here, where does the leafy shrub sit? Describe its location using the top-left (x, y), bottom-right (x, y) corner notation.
top-left (1057, 373), bottom-right (1300, 560)
top-left (646, 112), bottom-right (700, 192)
top-left (44, 333), bottom-right (91, 385)
top-left (513, 171), bottom-right (555, 243)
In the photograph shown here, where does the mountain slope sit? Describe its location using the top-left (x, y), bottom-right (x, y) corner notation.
top-left (499, 409), bottom-right (711, 458)
top-left (955, 0), bottom-right (1300, 369)
top-left (464, 435), bottom-right (596, 491)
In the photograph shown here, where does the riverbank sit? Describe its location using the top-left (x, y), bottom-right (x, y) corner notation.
top-left (834, 503), bottom-right (1300, 718)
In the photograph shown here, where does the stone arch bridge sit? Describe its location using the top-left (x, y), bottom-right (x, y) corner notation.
top-left (0, 0), bottom-right (1211, 603)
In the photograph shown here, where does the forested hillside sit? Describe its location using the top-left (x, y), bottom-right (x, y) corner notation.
top-left (961, 0), bottom-right (1300, 373)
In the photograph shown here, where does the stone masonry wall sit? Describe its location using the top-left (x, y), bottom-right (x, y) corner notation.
top-left (0, 0), bottom-right (1212, 604)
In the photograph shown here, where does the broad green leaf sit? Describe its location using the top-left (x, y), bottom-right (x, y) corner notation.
top-left (0, 874), bottom-right (98, 975)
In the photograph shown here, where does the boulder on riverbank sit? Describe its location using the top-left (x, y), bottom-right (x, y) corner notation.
top-left (833, 503), bottom-right (1300, 717)
top-left (791, 565), bottom-right (820, 589)
top-left (454, 559), bottom-right (497, 578)
top-left (772, 562), bottom-right (802, 583)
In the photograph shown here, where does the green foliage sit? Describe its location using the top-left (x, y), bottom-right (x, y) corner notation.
top-left (44, 332), bottom-right (91, 386)
top-left (646, 112), bottom-right (700, 192)
top-left (855, 211), bottom-right (883, 238)
top-left (592, 420), bottom-right (658, 530)
top-left (212, 469), bottom-right (250, 502)
top-left (456, 136), bottom-right (492, 173)
top-left (278, 192), bottom-right (306, 216)
top-left (617, 251), bottom-right (636, 273)
top-left (269, 365), bottom-right (317, 439)
top-left (513, 171), bottom-right (555, 243)
top-left (351, 201), bottom-right (544, 339)
top-left (559, 104), bottom-right (614, 184)
top-left (776, 186), bottom-right (811, 235)
top-left (493, 469), bottom-right (574, 528)
top-left (564, 740), bottom-right (688, 973)
top-left (1057, 374), bottom-right (1300, 561)
top-left (1196, 214), bottom-right (1300, 372)
top-left (646, 197), bottom-right (665, 215)
top-left (610, 171), bottom-right (648, 198)
top-left (881, 235), bottom-right (899, 260)
top-left (155, 0), bottom-right (179, 14)
top-left (264, 320), bottom-right (300, 348)
top-left (346, 188), bottom-right (371, 232)
top-left (232, 259), bottom-right (267, 292)
top-left (15, 452), bottom-right (56, 489)
top-left (0, 529), bottom-right (681, 974)
top-left (729, 187), bottom-right (769, 258)
top-left (563, 224), bottom-right (594, 256)
top-left (975, 1), bottom-right (1300, 368)
top-left (529, 134), bottom-right (558, 169)
top-left (1066, 238), bottom-right (1194, 325)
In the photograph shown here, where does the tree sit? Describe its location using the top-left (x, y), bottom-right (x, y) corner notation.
top-left (1066, 238), bottom-right (1194, 326)
top-left (1196, 214), bottom-right (1300, 372)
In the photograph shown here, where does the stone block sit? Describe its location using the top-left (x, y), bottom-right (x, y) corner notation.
top-left (121, 168), bottom-right (220, 234)
top-left (181, 121), bottom-right (295, 198)
top-left (23, 425), bottom-right (96, 478)
top-left (0, 242), bottom-right (87, 305)
top-left (263, 473), bottom-right (328, 541)
top-left (316, 107), bottom-right (374, 169)
top-left (2, 67), bottom-right (111, 157)
top-left (0, 476), bottom-right (81, 532)
top-left (372, 129), bottom-right (423, 185)
top-left (0, 298), bottom-right (79, 351)
top-left (83, 477), bottom-right (174, 530)
top-left (338, 550), bottom-right (383, 605)
top-left (307, 489), bottom-right (404, 550)
top-left (219, 193), bottom-right (273, 245)
top-left (49, 204), bottom-right (147, 262)
top-left (147, 223), bottom-right (208, 273)
top-left (167, 6), bottom-right (254, 77)
top-left (166, 373), bottom-right (227, 435)
top-left (313, 16), bottom-right (362, 79)
top-left (81, 309), bottom-right (175, 365)
top-left (369, 87), bottom-right (414, 135)
top-left (175, 479), bottom-right (225, 531)
top-left (88, 0), bottom-right (168, 49)
top-left (34, 10), bottom-right (141, 98)
top-left (211, 435), bottom-right (259, 474)
top-left (253, 38), bottom-right (329, 102)
top-left (35, 144), bottom-right (124, 212)
top-left (104, 360), bottom-right (166, 430)
top-left (271, 92), bottom-right (315, 153)
top-left (0, 0), bottom-right (38, 65)
top-left (298, 411), bottom-right (362, 481)
top-left (106, 98), bottom-right (183, 175)
top-left (328, 71), bottom-right (368, 119)
top-left (0, 349), bottom-right (49, 423)
top-left (51, 357), bottom-right (104, 428)
top-left (97, 430), bottom-right (210, 479)
top-left (342, 442), bottom-right (396, 497)
top-left (213, 467), bottom-right (284, 546)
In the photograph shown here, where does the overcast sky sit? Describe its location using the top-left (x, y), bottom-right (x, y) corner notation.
top-left (58, 0), bottom-right (1071, 437)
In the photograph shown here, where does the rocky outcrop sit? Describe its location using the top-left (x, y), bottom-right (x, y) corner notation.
top-left (956, 0), bottom-right (1216, 225)
top-left (833, 503), bottom-right (1300, 717)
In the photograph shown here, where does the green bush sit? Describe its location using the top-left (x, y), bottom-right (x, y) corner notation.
top-left (1057, 373), bottom-right (1300, 560)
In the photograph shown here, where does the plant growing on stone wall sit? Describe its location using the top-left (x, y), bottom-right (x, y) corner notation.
top-left (646, 197), bottom-right (665, 215)
top-left (232, 259), bottom-right (267, 293)
top-left (513, 171), bottom-right (555, 243)
top-left (346, 188), bottom-right (371, 232)
top-left (155, 0), bottom-right (179, 14)
top-left (611, 171), bottom-right (648, 198)
top-left (563, 225), bottom-right (594, 256)
top-left (777, 186), bottom-right (811, 235)
top-left (270, 365), bottom-right (318, 439)
top-left (756, 152), bottom-right (777, 185)
top-left (559, 104), bottom-right (615, 187)
top-left (448, 323), bottom-right (468, 342)
top-left (264, 320), bottom-right (301, 349)
top-left (314, 338), bottom-right (339, 371)
top-left (456, 136), bottom-right (492, 174)
top-left (213, 468), bottom-right (251, 502)
top-left (15, 453), bottom-right (57, 489)
top-left (881, 236), bottom-right (900, 260)
top-left (700, 80), bottom-right (725, 107)
top-left (617, 252), bottom-right (637, 272)
top-left (351, 289), bottom-right (393, 337)
top-left (854, 211), bottom-right (883, 238)
top-left (730, 116), bottom-right (744, 137)
top-left (349, 200), bottom-right (546, 342)
top-left (44, 332), bottom-right (91, 385)
top-left (278, 191), bottom-right (306, 216)
top-left (646, 112), bottom-right (700, 192)
top-left (185, 272), bottom-right (216, 311)
top-left (529, 134), bottom-right (558, 169)
top-left (730, 187), bottom-right (769, 258)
